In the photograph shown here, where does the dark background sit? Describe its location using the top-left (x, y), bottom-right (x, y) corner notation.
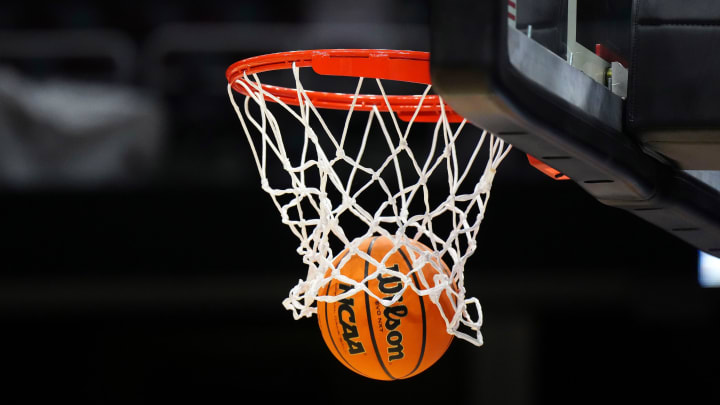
top-left (0, 1), bottom-right (717, 404)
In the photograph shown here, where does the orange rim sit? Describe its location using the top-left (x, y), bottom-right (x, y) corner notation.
top-left (226, 49), bottom-right (465, 123)
top-left (527, 155), bottom-right (571, 181)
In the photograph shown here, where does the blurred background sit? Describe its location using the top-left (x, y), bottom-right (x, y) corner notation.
top-left (0, 1), bottom-right (717, 404)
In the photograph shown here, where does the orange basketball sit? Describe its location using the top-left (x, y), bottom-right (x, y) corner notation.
top-left (317, 235), bottom-right (456, 381)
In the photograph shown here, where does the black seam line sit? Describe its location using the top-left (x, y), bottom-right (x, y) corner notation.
top-left (324, 252), bottom-right (369, 379)
top-left (642, 125), bottom-right (720, 132)
top-left (364, 237), bottom-right (396, 380)
top-left (637, 21), bottom-right (720, 27)
top-left (397, 248), bottom-right (427, 379)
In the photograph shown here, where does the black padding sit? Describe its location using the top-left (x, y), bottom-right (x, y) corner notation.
top-left (635, 0), bottom-right (720, 23)
top-left (628, 0), bottom-right (720, 169)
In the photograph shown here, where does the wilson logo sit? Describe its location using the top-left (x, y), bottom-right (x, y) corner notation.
top-left (337, 283), bottom-right (365, 355)
top-left (378, 265), bottom-right (408, 362)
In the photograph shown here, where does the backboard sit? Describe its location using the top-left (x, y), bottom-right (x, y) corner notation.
top-left (430, 0), bottom-right (720, 258)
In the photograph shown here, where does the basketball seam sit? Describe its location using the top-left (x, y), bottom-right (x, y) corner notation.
top-left (322, 253), bottom-right (370, 379)
top-left (397, 247), bottom-right (427, 379)
top-left (363, 236), bottom-right (397, 381)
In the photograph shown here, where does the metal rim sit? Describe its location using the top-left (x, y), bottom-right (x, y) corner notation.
top-left (226, 49), bottom-right (464, 123)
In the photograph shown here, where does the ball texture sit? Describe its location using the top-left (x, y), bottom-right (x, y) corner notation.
top-left (317, 235), bottom-right (455, 380)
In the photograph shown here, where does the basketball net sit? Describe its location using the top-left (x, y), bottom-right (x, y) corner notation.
top-left (227, 56), bottom-right (511, 346)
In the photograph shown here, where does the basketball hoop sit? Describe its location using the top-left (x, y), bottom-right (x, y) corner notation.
top-left (226, 49), bottom-right (512, 346)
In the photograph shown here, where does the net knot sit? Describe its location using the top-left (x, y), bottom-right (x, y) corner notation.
top-left (476, 169), bottom-right (496, 194)
top-left (421, 250), bottom-right (434, 262)
top-left (319, 194), bottom-right (334, 218)
top-left (260, 178), bottom-right (271, 193)
top-left (317, 158), bottom-right (332, 174)
top-left (342, 195), bottom-right (356, 209)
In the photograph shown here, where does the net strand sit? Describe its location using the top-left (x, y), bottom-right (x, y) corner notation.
top-left (228, 65), bottom-right (512, 346)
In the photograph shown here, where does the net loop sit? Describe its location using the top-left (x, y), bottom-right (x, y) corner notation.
top-left (227, 50), bottom-right (512, 346)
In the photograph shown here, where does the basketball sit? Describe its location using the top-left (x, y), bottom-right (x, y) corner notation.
top-left (317, 235), bottom-right (456, 381)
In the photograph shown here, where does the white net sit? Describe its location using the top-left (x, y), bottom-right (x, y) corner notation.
top-left (227, 63), bottom-right (512, 346)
